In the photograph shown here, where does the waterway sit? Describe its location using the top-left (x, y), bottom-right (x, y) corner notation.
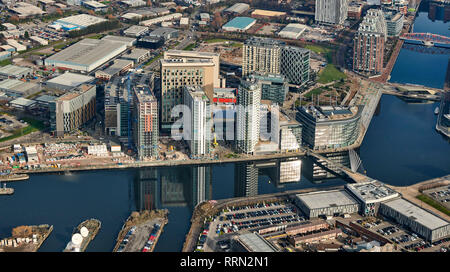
top-left (1, 1), bottom-right (450, 252)
top-left (389, 0), bottom-right (450, 89)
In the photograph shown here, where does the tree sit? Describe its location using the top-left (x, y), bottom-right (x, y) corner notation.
top-left (24, 31), bottom-right (29, 39)
top-left (212, 11), bottom-right (223, 29)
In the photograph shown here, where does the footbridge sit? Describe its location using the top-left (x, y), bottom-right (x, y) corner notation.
top-left (400, 33), bottom-right (450, 46)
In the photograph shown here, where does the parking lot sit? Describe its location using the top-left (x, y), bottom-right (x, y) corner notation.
top-left (195, 200), bottom-right (308, 252)
top-left (116, 219), bottom-right (162, 252)
top-left (424, 185), bottom-right (450, 209)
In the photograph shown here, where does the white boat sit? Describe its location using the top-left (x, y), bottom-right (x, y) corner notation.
top-left (434, 107), bottom-right (439, 115)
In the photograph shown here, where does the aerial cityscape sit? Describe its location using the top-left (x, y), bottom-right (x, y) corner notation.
top-left (0, 0), bottom-right (449, 256)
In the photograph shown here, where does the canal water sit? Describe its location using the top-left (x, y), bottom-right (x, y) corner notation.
top-left (1, 1), bottom-right (449, 252)
top-left (389, 1), bottom-right (450, 89)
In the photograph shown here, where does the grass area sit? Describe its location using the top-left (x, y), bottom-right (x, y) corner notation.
top-left (417, 194), bottom-right (450, 217)
top-left (0, 117), bottom-right (46, 143)
top-left (317, 64), bottom-right (346, 84)
top-left (87, 34), bottom-right (105, 39)
top-left (143, 53), bottom-right (162, 66)
top-left (183, 43), bottom-right (196, 51)
top-left (0, 59), bottom-right (12, 67)
top-left (305, 44), bottom-right (331, 54)
top-left (26, 91), bottom-right (44, 100)
top-left (204, 38), bottom-right (230, 43)
top-left (230, 42), bottom-right (243, 48)
top-left (304, 87), bottom-right (325, 98)
top-left (225, 153), bottom-right (239, 159)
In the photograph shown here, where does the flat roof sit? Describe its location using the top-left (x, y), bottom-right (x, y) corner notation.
top-left (45, 38), bottom-right (127, 70)
top-left (55, 14), bottom-right (107, 29)
top-left (122, 48), bottom-right (150, 59)
top-left (346, 180), bottom-right (399, 204)
top-left (251, 9), bottom-right (286, 17)
top-left (225, 3), bottom-right (250, 14)
top-left (10, 97), bottom-right (36, 107)
top-left (0, 79), bottom-right (37, 93)
top-left (296, 189), bottom-right (359, 210)
top-left (47, 72), bottom-right (94, 88)
top-left (383, 198), bottom-right (450, 230)
top-left (0, 65), bottom-right (32, 77)
top-left (237, 232), bottom-right (277, 252)
top-left (35, 94), bottom-right (56, 103)
top-left (223, 17), bottom-right (256, 30)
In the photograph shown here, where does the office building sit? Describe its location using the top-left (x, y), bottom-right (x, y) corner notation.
top-left (183, 86), bottom-right (212, 156)
top-left (248, 73), bottom-right (288, 105)
top-left (296, 106), bottom-right (362, 150)
top-left (160, 58), bottom-right (216, 129)
top-left (50, 85), bottom-right (96, 137)
top-left (353, 9), bottom-right (387, 76)
top-left (133, 86), bottom-right (158, 160)
top-left (280, 46), bottom-right (310, 86)
top-left (315, 0), bottom-right (348, 25)
top-left (236, 78), bottom-right (261, 154)
top-left (294, 189), bottom-right (360, 218)
top-left (379, 198), bottom-right (450, 242)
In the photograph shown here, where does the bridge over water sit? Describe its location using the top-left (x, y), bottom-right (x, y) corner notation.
top-left (400, 32), bottom-right (450, 46)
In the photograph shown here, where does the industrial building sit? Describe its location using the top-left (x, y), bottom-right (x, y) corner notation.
top-left (139, 13), bottom-right (182, 26)
top-left (45, 72), bottom-right (94, 91)
top-left (137, 36), bottom-right (164, 49)
top-left (296, 106), bottom-right (362, 150)
top-left (50, 84), bottom-right (96, 137)
top-left (9, 2), bottom-right (45, 18)
top-left (294, 189), bottom-right (360, 218)
top-left (0, 79), bottom-right (40, 98)
top-left (81, 0), bottom-right (107, 12)
top-left (353, 9), bottom-right (387, 76)
top-left (9, 97), bottom-right (37, 110)
top-left (222, 17), bottom-right (256, 32)
top-left (183, 86), bottom-right (212, 156)
top-left (44, 37), bottom-right (130, 72)
top-left (0, 65), bottom-right (32, 79)
top-left (251, 9), bottom-right (286, 19)
top-left (236, 77), bottom-right (261, 154)
top-left (30, 36), bottom-right (48, 46)
top-left (288, 228), bottom-right (343, 247)
top-left (6, 39), bottom-right (26, 52)
top-left (0, 52), bottom-right (11, 61)
top-left (278, 24), bottom-right (307, 39)
top-left (379, 198), bottom-right (450, 242)
top-left (51, 14), bottom-right (107, 31)
top-left (123, 25), bottom-right (149, 37)
top-left (224, 3), bottom-right (250, 15)
top-left (133, 85), bottom-right (158, 160)
top-left (233, 232), bottom-right (277, 252)
top-left (345, 180), bottom-right (399, 216)
top-left (159, 58), bottom-right (216, 129)
top-left (315, 0), bottom-right (348, 25)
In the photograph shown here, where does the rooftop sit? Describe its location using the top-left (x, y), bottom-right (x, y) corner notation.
top-left (35, 94), bottom-right (56, 104)
top-left (10, 97), bottom-right (36, 107)
top-left (223, 17), bottom-right (256, 30)
top-left (0, 65), bottom-right (32, 77)
top-left (346, 180), bottom-right (399, 204)
top-left (245, 36), bottom-right (285, 48)
top-left (382, 198), bottom-right (450, 230)
top-left (46, 72), bottom-right (94, 88)
top-left (224, 3), bottom-right (250, 14)
top-left (296, 189), bottom-right (359, 210)
top-left (0, 79), bottom-right (38, 93)
top-left (299, 105), bottom-right (361, 122)
top-left (54, 14), bottom-right (107, 29)
top-left (236, 232), bottom-right (277, 252)
top-left (251, 9), bottom-right (286, 17)
top-left (185, 86), bottom-right (209, 102)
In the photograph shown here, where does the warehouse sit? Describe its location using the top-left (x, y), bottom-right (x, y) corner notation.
top-left (278, 24), bottom-right (307, 39)
top-left (379, 198), bottom-right (450, 242)
top-left (6, 39), bottom-right (26, 52)
top-left (0, 52), bottom-right (11, 61)
top-left (52, 14), bottom-right (107, 31)
top-left (222, 17), bottom-right (256, 32)
top-left (251, 9), bottom-right (287, 19)
top-left (224, 3), bottom-right (250, 15)
top-left (46, 72), bottom-right (94, 91)
top-left (30, 36), bottom-right (48, 46)
top-left (82, 1), bottom-right (107, 12)
top-left (44, 38), bottom-right (128, 72)
top-left (0, 65), bottom-right (33, 79)
top-left (294, 189), bottom-right (360, 218)
top-left (139, 13), bottom-right (182, 26)
top-left (101, 35), bottom-right (136, 47)
top-left (34, 94), bottom-right (56, 109)
top-left (9, 2), bottom-right (45, 18)
top-left (345, 180), bottom-right (399, 216)
top-left (123, 25), bottom-right (149, 37)
top-left (0, 79), bottom-right (40, 98)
